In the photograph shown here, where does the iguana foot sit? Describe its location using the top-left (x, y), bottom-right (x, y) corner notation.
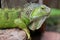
top-left (23, 29), bottom-right (31, 40)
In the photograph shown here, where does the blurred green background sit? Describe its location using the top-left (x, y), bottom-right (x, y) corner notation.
top-left (43, 0), bottom-right (60, 32)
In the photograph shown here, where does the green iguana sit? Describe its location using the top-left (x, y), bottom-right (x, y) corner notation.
top-left (0, 4), bottom-right (50, 40)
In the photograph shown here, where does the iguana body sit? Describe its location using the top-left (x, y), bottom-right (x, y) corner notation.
top-left (0, 3), bottom-right (50, 40)
top-left (0, 8), bottom-right (30, 39)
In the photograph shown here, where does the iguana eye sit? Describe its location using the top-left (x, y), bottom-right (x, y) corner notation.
top-left (41, 7), bottom-right (45, 9)
top-left (41, 5), bottom-right (46, 9)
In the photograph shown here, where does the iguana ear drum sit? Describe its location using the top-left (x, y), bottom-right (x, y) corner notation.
top-left (5, 13), bottom-right (8, 20)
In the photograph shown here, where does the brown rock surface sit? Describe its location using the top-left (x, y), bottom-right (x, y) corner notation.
top-left (41, 32), bottom-right (60, 40)
top-left (0, 29), bottom-right (26, 40)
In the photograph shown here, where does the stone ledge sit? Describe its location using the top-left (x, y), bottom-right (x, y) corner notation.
top-left (0, 29), bottom-right (26, 40)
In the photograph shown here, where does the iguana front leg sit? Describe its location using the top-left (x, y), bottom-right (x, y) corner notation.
top-left (14, 18), bottom-right (31, 40)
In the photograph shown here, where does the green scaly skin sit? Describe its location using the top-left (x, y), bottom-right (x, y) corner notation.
top-left (0, 8), bottom-right (31, 40)
top-left (29, 5), bottom-right (50, 30)
top-left (0, 5), bottom-right (50, 40)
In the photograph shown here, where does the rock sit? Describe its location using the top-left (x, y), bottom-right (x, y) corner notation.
top-left (41, 32), bottom-right (60, 40)
top-left (0, 29), bottom-right (26, 40)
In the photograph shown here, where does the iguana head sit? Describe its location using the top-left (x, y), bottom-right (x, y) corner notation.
top-left (29, 5), bottom-right (51, 31)
top-left (30, 5), bottom-right (51, 20)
